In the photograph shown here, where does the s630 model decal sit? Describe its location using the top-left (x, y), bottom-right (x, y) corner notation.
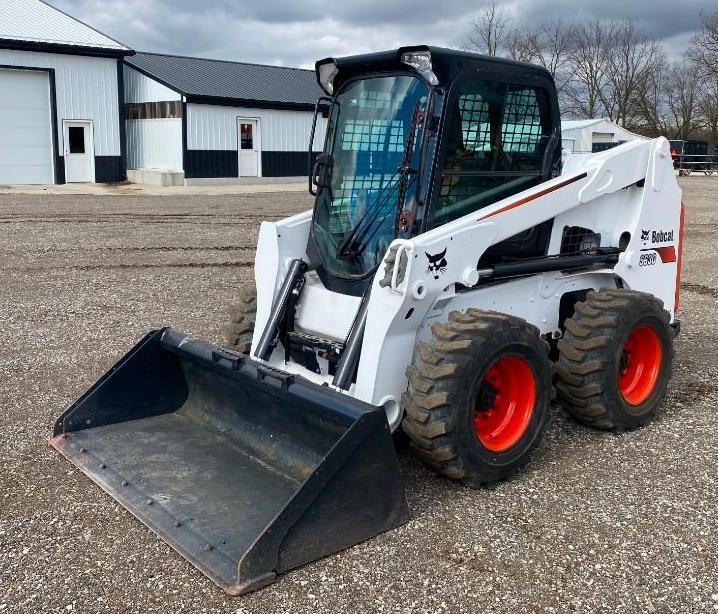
top-left (639, 252), bottom-right (657, 267)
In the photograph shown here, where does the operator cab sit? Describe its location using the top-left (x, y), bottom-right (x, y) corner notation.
top-left (307, 46), bottom-right (562, 296)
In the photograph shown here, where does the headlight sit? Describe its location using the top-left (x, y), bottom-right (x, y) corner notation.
top-left (318, 61), bottom-right (339, 95)
top-left (401, 50), bottom-right (438, 85)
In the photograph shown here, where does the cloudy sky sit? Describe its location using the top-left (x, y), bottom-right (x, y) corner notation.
top-left (55, 0), bottom-right (709, 67)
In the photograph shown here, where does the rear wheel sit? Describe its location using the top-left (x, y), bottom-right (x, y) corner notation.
top-left (401, 310), bottom-right (552, 487)
top-left (224, 286), bottom-right (256, 354)
top-left (556, 289), bottom-right (673, 431)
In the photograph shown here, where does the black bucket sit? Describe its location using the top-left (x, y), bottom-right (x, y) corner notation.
top-left (51, 328), bottom-right (409, 594)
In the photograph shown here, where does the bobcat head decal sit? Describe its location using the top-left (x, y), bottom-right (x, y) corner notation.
top-left (425, 247), bottom-right (448, 280)
top-left (640, 229), bottom-right (650, 241)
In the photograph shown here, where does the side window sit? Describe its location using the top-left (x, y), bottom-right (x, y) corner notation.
top-left (430, 79), bottom-right (553, 228)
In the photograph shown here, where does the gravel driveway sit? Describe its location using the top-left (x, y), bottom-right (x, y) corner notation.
top-left (0, 179), bottom-right (716, 613)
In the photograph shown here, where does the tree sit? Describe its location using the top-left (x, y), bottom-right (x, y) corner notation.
top-left (563, 19), bottom-right (612, 119)
top-left (465, 2), bottom-right (513, 57)
top-left (690, 10), bottom-right (718, 78)
top-left (663, 60), bottom-right (701, 139)
top-left (696, 75), bottom-right (718, 144)
top-left (633, 52), bottom-right (671, 137)
top-left (599, 20), bottom-right (663, 128)
top-left (524, 20), bottom-right (575, 94)
top-left (504, 26), bottom-right (535, 63)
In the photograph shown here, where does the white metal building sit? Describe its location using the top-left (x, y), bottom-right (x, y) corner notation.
top-left (0, 0), bottom-right (131, 184)
top-left (123, 52), bottom-right (327, 184)
top-left (561, 118), bottom-right (647, 154)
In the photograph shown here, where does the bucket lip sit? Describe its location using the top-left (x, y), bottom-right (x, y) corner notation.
top-left (49, 430), bottom-right (242, 592)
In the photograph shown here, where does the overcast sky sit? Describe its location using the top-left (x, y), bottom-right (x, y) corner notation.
top-left (55, 0), bottom-right (709, 67)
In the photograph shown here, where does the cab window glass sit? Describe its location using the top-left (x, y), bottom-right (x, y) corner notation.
top-left (431, 79), bottom-right (552, 228)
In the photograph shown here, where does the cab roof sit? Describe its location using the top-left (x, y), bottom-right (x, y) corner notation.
top-left (316, 45), bottom-right (555, 93)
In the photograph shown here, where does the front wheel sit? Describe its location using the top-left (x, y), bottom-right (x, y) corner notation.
top-left (401, 310), bottom-right (553, 488)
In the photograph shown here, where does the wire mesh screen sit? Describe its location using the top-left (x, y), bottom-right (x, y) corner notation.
top-left (501, 88), bottom-right (543, 153)
top-left (327, 117), bottom-right (406, 237)
top-left (459, 94), bottom-right (491, 153)
top-left (430, 79), bottom-right (553, 228)
top-left (327, 175), bottom-right (399, 238)
top-left (560, 226), bottom-right (600, 254)
top-left (340, 120), bottom-right (405, 153)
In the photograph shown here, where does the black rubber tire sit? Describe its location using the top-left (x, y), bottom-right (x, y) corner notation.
top-left (556, 289), bottom-right (674, 431)
top-left (401, 309), bottom-right (553, 488)
top-left (224, 286), bottom-right (257, 354)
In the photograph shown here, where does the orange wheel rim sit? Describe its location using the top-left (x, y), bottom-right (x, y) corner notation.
top-left (618, 325), bottom-right (662, 405)
top-left (474, 355), bottom-right (536, 452)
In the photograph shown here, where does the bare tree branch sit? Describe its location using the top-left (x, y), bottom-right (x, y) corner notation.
top-left (465, 2), bottom-right (513, 57)
top-left (562, 19), bottom-right (612, 119)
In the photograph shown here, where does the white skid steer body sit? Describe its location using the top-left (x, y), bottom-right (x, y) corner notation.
top-left (253, 136), bottom-right (683, 430)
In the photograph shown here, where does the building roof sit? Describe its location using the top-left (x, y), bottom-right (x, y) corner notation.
top-left (0, 0), bottom-right (129, 54)
top-left (561, 119), bottom-right (604, 131)
top-left (125, 52), bottom-right (323, 110)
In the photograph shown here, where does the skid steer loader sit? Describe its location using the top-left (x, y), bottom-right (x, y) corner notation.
top-left (51, 46), bottom-right (684, 594)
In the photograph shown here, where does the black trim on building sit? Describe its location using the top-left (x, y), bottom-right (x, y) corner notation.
top-left (0, 39), bottom-right (132, 58)
top-left (0, 63), bottom-right (63, 184)
top-left (55, 156), bottom-right (65, 184)
top-left (184, 150), bottom-right (320, 179)
top-left (116, 60), bottom-right (127, 181)
top-left (94, 156), bottom-right (124, 182)
top-left (263, 151), bottom-right (319, 177)
top-left (185, 150), bottom-right (237, 179)
top-left (181, 101), bottom-right (188, 174)
top-left (185, 95), bottom-right (315, 112)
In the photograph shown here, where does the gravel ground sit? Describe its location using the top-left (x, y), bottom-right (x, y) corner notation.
top-left (0, 179), bottom-right (716, 613)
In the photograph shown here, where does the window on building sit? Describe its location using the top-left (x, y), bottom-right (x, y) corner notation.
top-left (125, 101), bottom-right (183, 120)
top-left (240, 123), bottom-right (254, 149)
top-left (67, 126), bottom-right (85, 153)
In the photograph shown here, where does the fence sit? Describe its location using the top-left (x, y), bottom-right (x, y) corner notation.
top-left (672, 153), bottom-right (718, 176)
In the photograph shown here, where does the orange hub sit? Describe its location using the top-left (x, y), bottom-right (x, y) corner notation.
top-left (474, 355), bottom-right (536, 452)
top-left (618, 325), bottom-right (662, 405)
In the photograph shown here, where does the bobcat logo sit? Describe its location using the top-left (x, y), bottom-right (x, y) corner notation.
top-left (640, 229), bottom-right (650, 241)
top-left (425, 247), bottom-right (447, 280)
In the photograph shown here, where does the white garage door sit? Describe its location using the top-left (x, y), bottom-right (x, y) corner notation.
top-left (0, 69), bottom-right (54, 184)
top-left (592, 131), bottom-right (615, 143)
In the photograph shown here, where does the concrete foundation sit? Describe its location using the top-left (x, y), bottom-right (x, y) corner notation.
top-left (127, 169), bottom-right (185, 186)
top-left (184, 176), bottom-right (305, 186)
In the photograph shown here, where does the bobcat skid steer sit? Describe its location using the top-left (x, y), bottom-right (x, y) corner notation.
top-left (51, 46), bottom-right (684, 594)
